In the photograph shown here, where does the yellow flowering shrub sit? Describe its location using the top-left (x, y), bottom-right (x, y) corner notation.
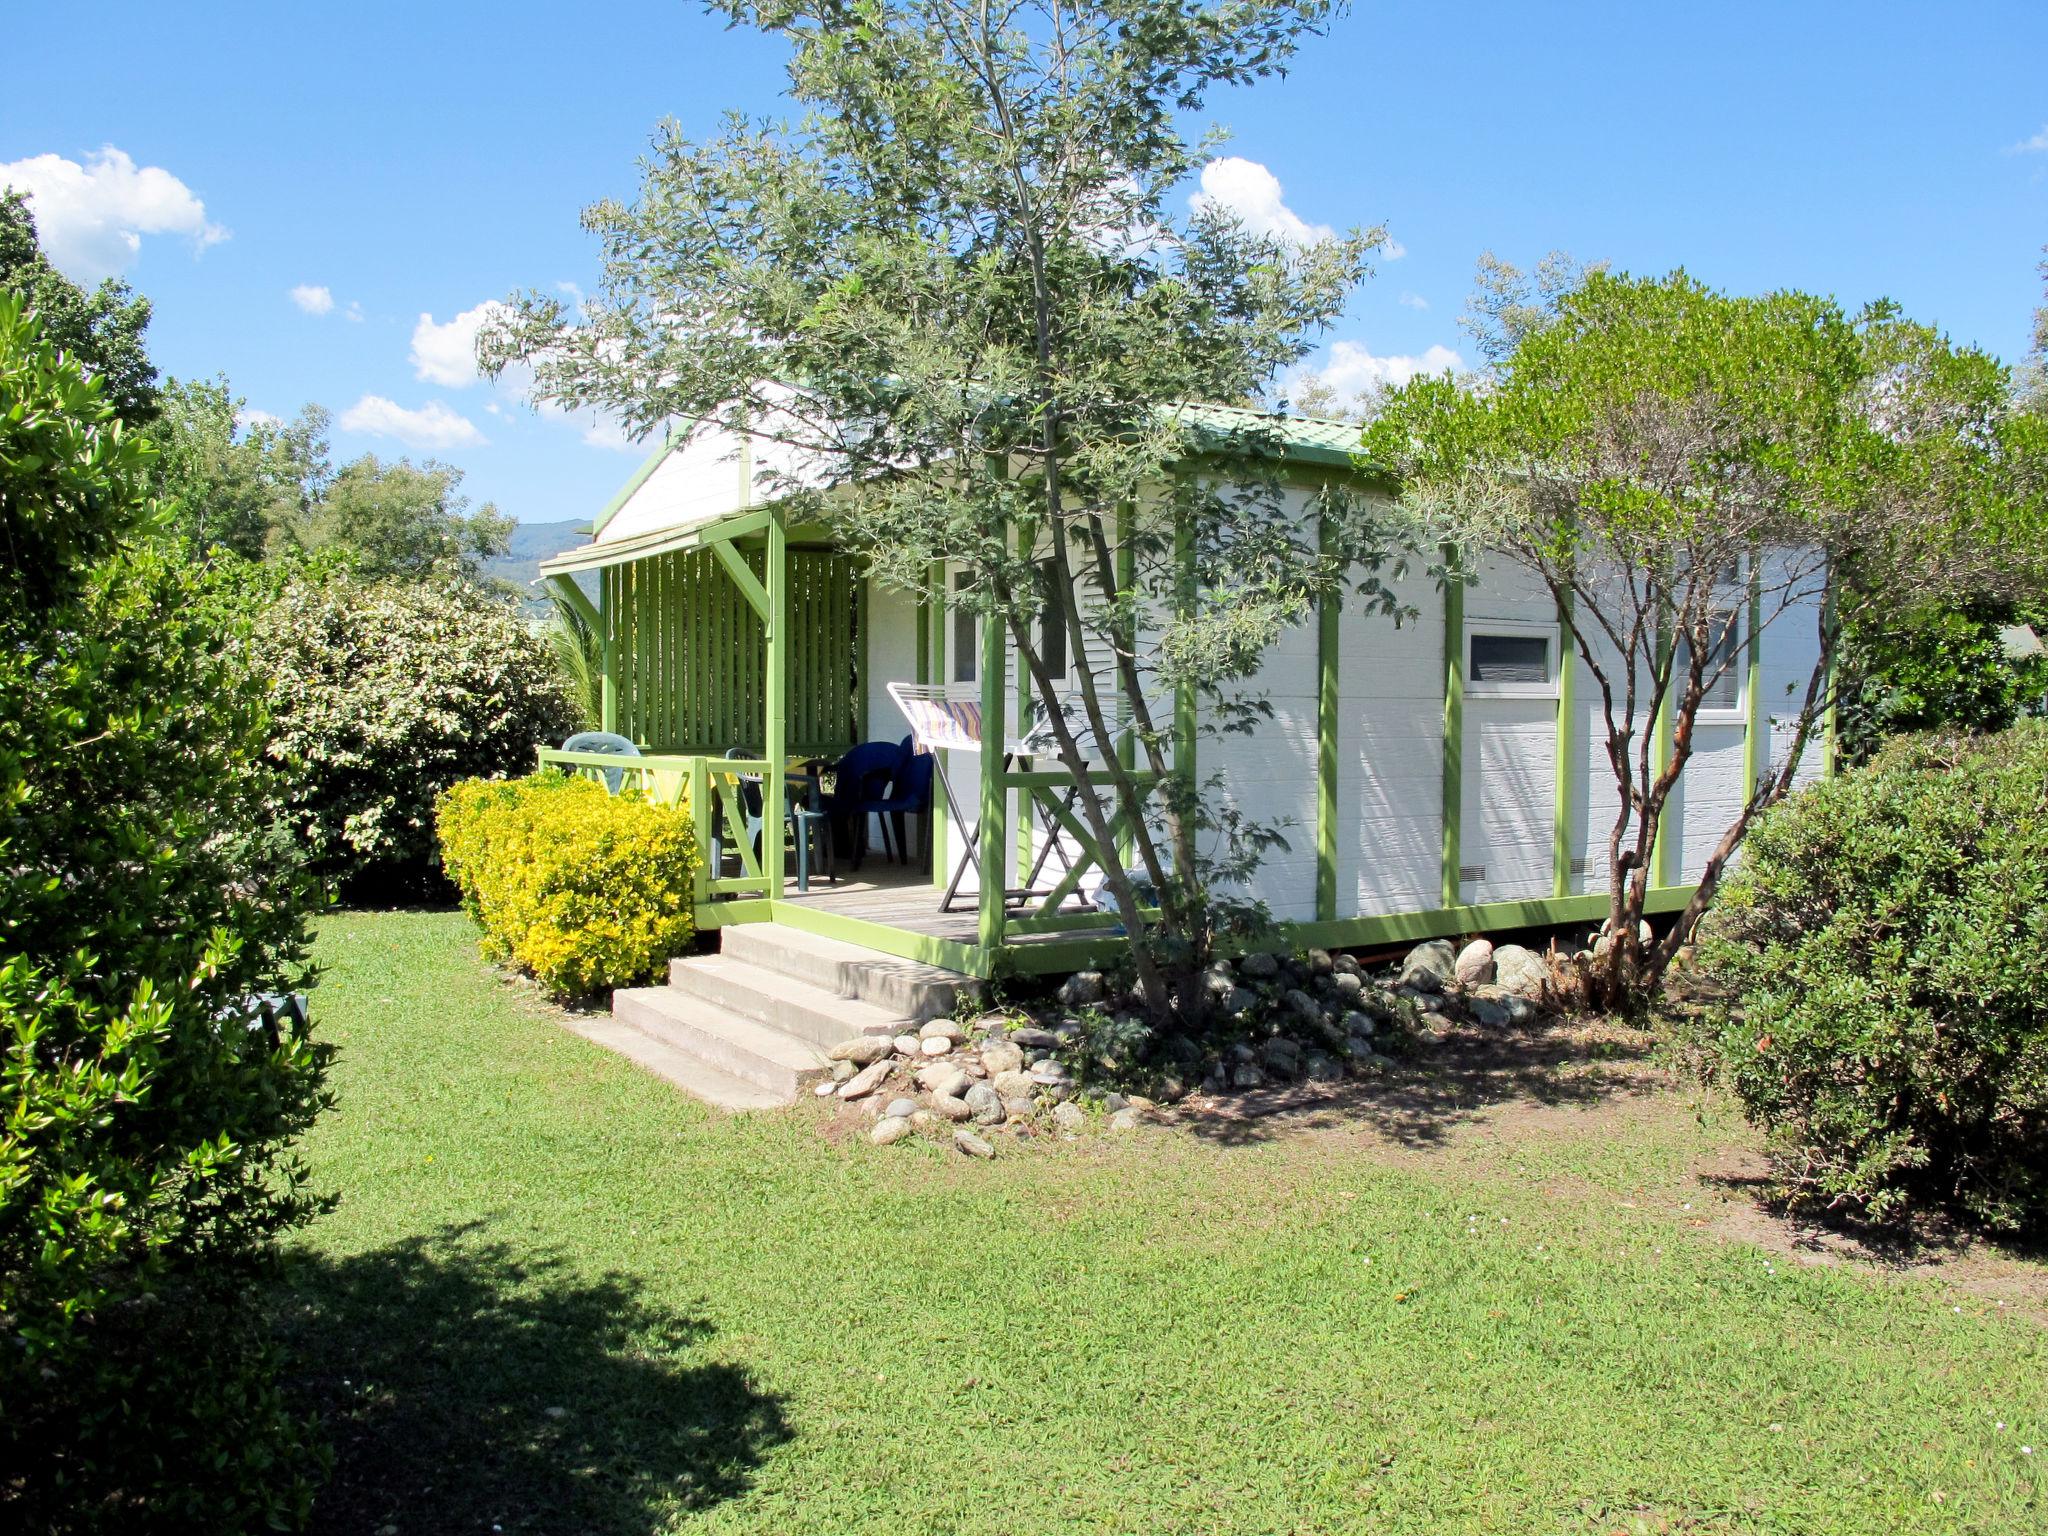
top-left (436, 773), bottom-right (699, 998)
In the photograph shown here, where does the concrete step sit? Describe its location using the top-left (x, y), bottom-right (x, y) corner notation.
top-left (719, 922), bottom-right (983, 1023)
top-left (666, 953), bottom-right (911, 1050)
top-left (612, 986), bottom-right (828, 1100)
top-left (557, 1013), bottom-right (786, 1111)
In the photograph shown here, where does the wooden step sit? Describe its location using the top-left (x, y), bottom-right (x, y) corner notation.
top-left (612, 987), bottom-right (828, 1100)
top-left (719, 922), bottom-right (983, 1022)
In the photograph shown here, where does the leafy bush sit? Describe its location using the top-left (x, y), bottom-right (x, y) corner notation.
top-left (437, 773), bottom-right (700, 998)
top-left (0, 294), bottom-right (330, 1529)
top-left (1686, 723), bottom-right (2048, 1233)
top-left (238, 566), bottom-right (581, 897)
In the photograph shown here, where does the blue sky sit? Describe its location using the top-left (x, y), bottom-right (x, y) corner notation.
top-left (5, 1), bottom-right (2045, 526)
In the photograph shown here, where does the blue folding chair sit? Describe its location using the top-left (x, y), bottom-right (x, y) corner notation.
top-left (561, 730), bottom-right (641, 794)
top-left (825, 737), bottom-right (912, 871)
top-left (862, 747), bottom-right (934, 870)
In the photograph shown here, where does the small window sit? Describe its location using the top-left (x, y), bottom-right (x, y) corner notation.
top-left (1469, 632), bottom-right (1552, 686)
top-left (951, 572), bottom-right (976, 684)
top-left (1681, 612), bottom-right (1742, 712)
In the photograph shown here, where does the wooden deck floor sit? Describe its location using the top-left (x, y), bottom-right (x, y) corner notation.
top-left (767, 860), bottom-right (1101, 946)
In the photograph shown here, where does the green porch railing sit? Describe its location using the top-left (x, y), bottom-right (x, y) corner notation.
top-left (536, 747), bottom-right (783, 906)
top-left (999, 766), bottom-right (1166, 936)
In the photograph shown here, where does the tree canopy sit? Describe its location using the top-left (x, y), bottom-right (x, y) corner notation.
top-left (1364, 268), bottom-right (2042, 1001)
top-left (0, 190), bottom-right (158, 425)
top-left (485, 0), bottom-right (1406, 1019)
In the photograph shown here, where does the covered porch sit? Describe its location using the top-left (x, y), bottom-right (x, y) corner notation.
top-left (535, 499), bottom-right (1148, 980)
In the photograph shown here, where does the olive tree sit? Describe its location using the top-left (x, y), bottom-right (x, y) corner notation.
top-left (1364, 270), bottom-right (2041, 1005)
top-left (485, 0), bottom-right (1412, 1020)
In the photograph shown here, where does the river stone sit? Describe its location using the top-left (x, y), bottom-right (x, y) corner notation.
top-left (1223, 986), bottom-right (1259, 1019)
top-left (1283, 988), bottom-right (1323, 1026)
top-left (919, 1017), bottom-right (966, 1044)
top-left (931, 1092), bottom-right (972, 1122)
top-left (811, 1079), bottom-right (839, 1097)
top-left (993, 1068), bottom-right (1034, 1101)
top-left (1332, 951), bottom-right (1363, 978)
top-left (1029, 1059), bottom-right (1071, 1086)
top-left (1051, 1101), bottom-right (1087, 1133)
top-left (1008, 1025), bottom-right (1059, 1049)
top-left (920, 1036), bottom-right (953, 1056)
top-left (838, 1060), bottom-right (892, 1100)
top-left (1231, 1063), bottom-right (1267, 1089)
top-left (892, 1033), bottom-right (922, 1058)
top-left (1239, 951), bottom-right (1281, 980)
top-left (979, 1040), bottom-right (1025, 1076)
top-left (870, 1115), bottom-right (913, 1146)
top-left (1397, 939), bottom-right (1457, 993)
top-left (1331, 971), bottom-right (1366, 1003)
top-left (1468, 993), bottom-right (1512, 1028)
top-left (883, 1096), bottom-right (917, 1119)
top-left (831, 1059), bottom-right (856, 1082)
top-left (1057, 971), bottom-right (1107, 1007)
top-left (954, 1129), bottom-right (996, 1159)
top-left (828, 1034), bottom-right (893, 1066)
top-left (1492, 944), bottom-right (1549, 1000)
top-left (964, 1081), bottom-right (1006, 1124)
top-left (1454, 938), bottom-right (1497, 988)
top-left (916, 1062), bottom-right (971, 1099)
top-left (1342, 1009), bottom-right (1376, 1039)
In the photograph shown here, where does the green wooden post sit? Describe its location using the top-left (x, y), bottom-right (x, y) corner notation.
top-left (600, 565), bottom-right (619, 734)
top-left (926, 560), bottom-right (948, 888)
top-left (1650, 620), bottom-right (1675, 888)
top-left (1315, 509), bottom-right (1340, 923)
top-left (765, 511), bottom-right (789, 896)
top-left (978, 547), bottom-right (1008, 952)
top-left (1821, 564), bottom-right (1840, 777)
top-left (1440, 556), bottom-right (1464, 910)
top-left (689, 754), bottom-right (712, 906)
top-left (1115, 501), bottom-right (1135, 868)
top-left (1744, 561), bottom-right (1764, 797)
top-left (1015, 516), bottom-right (1035, 877)
top-left (1173, 511), bottom-right (1197, 782)
top-left (1552, 589), bottom-right (1576, 900)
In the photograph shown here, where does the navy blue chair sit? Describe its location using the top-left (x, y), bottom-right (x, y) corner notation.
top-left (826, 737), bottom-right (911, 870)
top-left (718, 747), bottom-right (834, 892)
top-left (561, 730), bottom-right (641, 794)
top-left (864, 748), bottom-right (935, 870)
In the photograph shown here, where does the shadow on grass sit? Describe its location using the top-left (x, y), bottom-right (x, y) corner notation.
top-left (276, 1223), bottom-right (789, 1535)
top-left (1173, 1013), bottom-right (1666, 1148)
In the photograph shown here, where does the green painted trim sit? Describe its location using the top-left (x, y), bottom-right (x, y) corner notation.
top-left (695, 898), bottom-right (775, 930)
top-left (586, 430), bottom-right (676, 538)
top-left (710, 538), bottom-right (770, 619)
top-left (599, 565), bottom-right (619, 733)
top-left (1316, 510), bottom-right (1340, 922)
top-left (1440, 557), bottom-right (1464, 909)
top-left (1821, 565), bottom-right (1840, 778)
top-left (926, 561), bottom-right (949, 889)
top-left (1288, 885), bottom-right (1696, 954)
top-left (1552, 589), bottom-right (1575, 900)
top-left (1115, 501), bottom-right (1136, 868)
top-left (1173, 511), bottom-right (1197, 780)
top-left (1650, 622), bottom-right (1676, 887)
top-left (763, 511), bottom-right (789, 895)
top-left (545, 572), bottom-right (601, 635)
top-left (1015, 516), bottom-right (1035, 877)
top-left (1744, 563), bottom-right (1764, 797)
top-left (978, 537), bottom-right (1009, 951)
top-left (769, 899), bottom-right (989, 978)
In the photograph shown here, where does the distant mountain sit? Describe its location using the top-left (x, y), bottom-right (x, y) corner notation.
top-left (481, 518), bottom-right (589, 599)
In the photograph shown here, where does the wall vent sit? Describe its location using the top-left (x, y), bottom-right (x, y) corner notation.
top-left (1569, 856), bottom-right (1592, 876)
top-left (1458, 863), bottom-right (1487, 883)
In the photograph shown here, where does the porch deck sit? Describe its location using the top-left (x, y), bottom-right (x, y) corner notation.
top-left (770, 860), bottom-right (1100, 949)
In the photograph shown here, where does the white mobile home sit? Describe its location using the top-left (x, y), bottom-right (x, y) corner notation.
top-left (537, 404), bottom-right (1828, 981)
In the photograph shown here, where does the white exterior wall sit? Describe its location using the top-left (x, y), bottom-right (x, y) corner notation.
top-left (1460, 555), bottom-right (1560, 905)
top-left (1333, 562), bottom-right (1444, 918)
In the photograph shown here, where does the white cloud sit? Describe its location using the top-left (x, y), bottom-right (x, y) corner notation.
top-left (236, 407), bottom-right (283, 433)
top-left (290, 283), bottom-right (333, 315)
top-left (1286, 339), bottom-right (1464, 407)
top-left (410, 300), bottom-right (511, 387)
top-left (2012, 124), bottom-right (2048, 154)
top-left (1379, 236), bottom-right (1408, 260)
top-left (1398, 290), bottom-right (1429, 310)
top-left (337, 395), bottom-right (485, 450)
top-left (1189, 157), bottom-right (1334, 246)
top-left (0, 146), bottom-right (226, 284)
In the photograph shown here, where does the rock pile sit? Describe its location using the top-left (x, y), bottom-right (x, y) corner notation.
top-left (829, 938), bottom-right (1559, 1153)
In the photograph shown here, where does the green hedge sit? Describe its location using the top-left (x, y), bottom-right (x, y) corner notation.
top-left (437, 773), bottom-right (700, 999)
top-left (1687, 723), bottom-right (2048, 1233)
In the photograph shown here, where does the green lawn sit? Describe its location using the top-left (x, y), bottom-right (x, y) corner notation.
top-left (282, 910), bottom-right (2046, 1535)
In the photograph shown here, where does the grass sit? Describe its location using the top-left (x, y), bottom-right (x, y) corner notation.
top-left (282, 909), bottom-right (2047, 1535)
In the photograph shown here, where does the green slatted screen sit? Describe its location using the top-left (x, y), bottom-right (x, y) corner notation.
top-left (610, 547), bottom-right (863, 756)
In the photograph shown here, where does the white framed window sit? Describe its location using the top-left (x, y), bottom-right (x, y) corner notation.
top-left (951, 571), bottom-right (977, 684)
top-left (1680, 610), bottom-right (1745, 720)
top-left (1465, 619), bottom-right (1560, 698)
